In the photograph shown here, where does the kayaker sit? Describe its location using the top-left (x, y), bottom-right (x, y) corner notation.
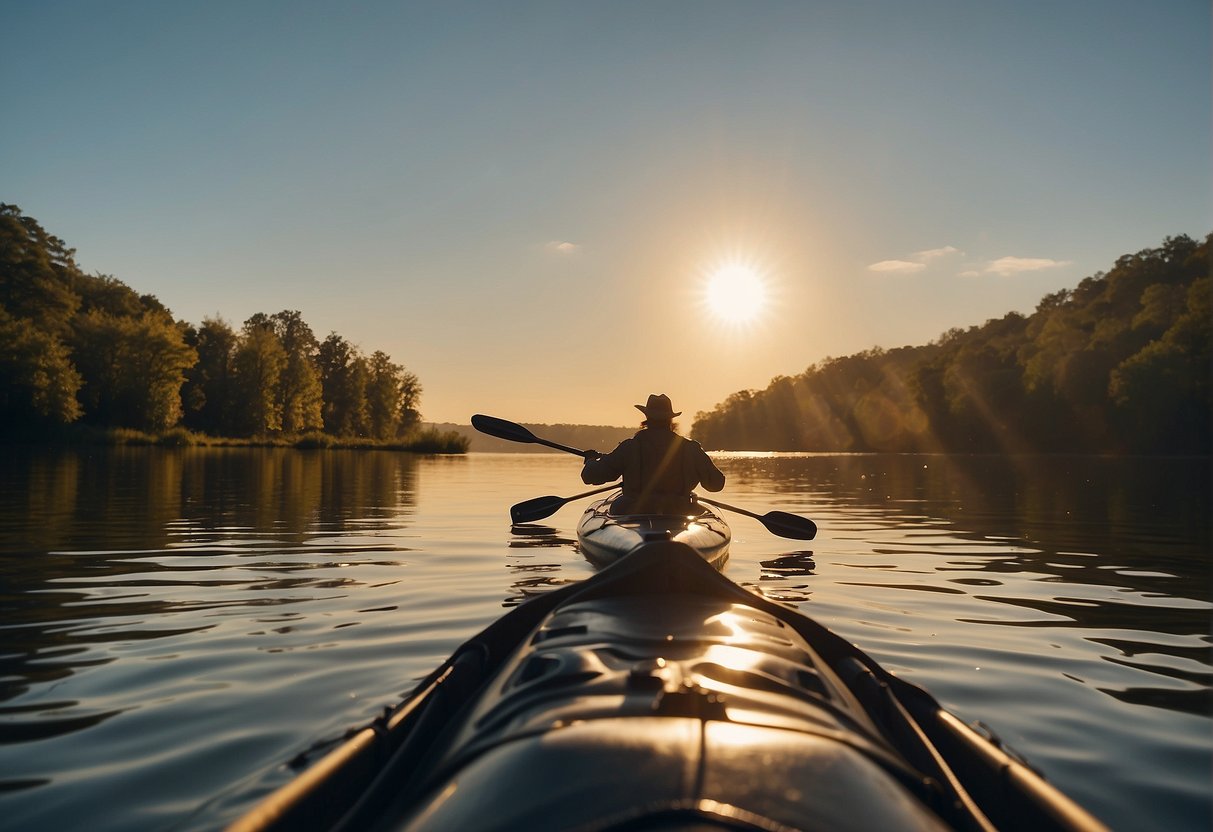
top-left (581, 394), bottom-right (725, 514)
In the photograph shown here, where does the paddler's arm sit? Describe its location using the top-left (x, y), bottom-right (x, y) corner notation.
top-left (581, 441), bottom-right (627, 485)
top-left (690, 441), bottom-right (725, 492)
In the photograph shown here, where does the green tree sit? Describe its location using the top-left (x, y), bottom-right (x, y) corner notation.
top-left (127, 313), bottom-right (196, 430)
top-left (366, 351), bottom-right (403, 440)
top-left (1111, 276), bottom-right (1211, 452)
top-left (231, 318), bottom-right (286, 436)
top-left (74, 273), bottom-right (158, 318)
top-left (0, 205), bottom-right (85, 426)
top-left (316, 333), bottom-right (369, 437)
top-left (70, 310), bottom-right (123, 423)
top-left (348, 354), bottom-right (371, 437)
top-left (398, 370), bottom-right (422, 436)
top-left (0, 307), bottom-right (83, 424)
top-left (72, 310), bottom-right (196, 430)
top-left (182, 317), bottom-right (238, 434)
top-left (270, 310), bottom-right (323, 433)
top-left (0, 204), bottom-right (81, 334)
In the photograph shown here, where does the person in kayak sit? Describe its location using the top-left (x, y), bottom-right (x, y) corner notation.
top-left (581, 393), bottom-right (725, 514)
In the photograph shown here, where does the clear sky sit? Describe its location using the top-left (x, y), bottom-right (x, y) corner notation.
top-left (3, 1), bottom-right (1209, 426)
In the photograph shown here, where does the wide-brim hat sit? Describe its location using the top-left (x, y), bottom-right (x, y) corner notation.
top-left (635, 393), bottom-right (681, 419)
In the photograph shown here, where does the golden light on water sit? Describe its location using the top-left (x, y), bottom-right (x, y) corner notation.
top-left (702, 261), bottom-right (769, 327)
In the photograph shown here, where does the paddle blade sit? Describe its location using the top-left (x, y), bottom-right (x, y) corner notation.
top-left (695, 495), bottom-right (818, 541)
top-left (760, 510), bottom-right (817, 540)
top-left (472, 414), bottom-right (539, 444)
top-left (511, 484), bottom-right (619, 524)
top-left (510, 495), bottom-right (565, 524)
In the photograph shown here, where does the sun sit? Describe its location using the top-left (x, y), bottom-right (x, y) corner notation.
top-left (703, 262), bottom-right (768, 325)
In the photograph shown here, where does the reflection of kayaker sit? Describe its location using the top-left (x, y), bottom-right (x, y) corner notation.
top-left (580, 394), bottom-right (725, 515)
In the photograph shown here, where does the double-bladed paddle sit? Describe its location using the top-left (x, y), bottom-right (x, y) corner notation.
top-left (510, 484), bottom-right (620, 524)
top-left (473, 414), bottom-right (817, 541)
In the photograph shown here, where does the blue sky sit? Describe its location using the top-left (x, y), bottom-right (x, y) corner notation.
top-left (3, 1), bottom-right (1208, 425)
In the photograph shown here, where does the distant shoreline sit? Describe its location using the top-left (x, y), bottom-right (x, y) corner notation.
top-left (2, 425), bottom-right (470, 453)
top-left (429, 422), bottom-right (634, 453)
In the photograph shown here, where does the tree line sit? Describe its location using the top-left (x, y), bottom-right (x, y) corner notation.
top-left (1, 204), bottom-right (427, 442)
top-left (691, 233), bottom-right (1210, 455)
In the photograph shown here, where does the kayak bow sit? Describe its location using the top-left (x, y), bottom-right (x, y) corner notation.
top-left (229, 541), bottom-right (1105, 832)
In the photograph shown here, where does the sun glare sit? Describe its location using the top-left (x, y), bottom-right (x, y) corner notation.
top-left (703, 262), bottom-right (768, 326)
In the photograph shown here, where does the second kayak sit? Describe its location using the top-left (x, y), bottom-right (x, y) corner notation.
top-left (575, 490), bottom-right (731, 569)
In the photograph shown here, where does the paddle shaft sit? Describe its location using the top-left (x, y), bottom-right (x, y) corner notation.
top-left (528, 436), bottom-right (585, 455)
top-left (693, 495), bottom-right (762, 520)
top-left (695, 495), bottom-right (817, 540)
top-left (553, 484), bottom-right (619, 503)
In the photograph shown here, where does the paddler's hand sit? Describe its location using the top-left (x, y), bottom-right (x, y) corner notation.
top-left (582, 449), bottom-right (600, 461)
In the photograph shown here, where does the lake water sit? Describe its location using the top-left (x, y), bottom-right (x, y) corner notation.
top-left (0, 448), bottom-right (1208, 831)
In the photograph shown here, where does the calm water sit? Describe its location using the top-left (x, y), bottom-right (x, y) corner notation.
top-left (0, 448), bottom-right (1208, 831)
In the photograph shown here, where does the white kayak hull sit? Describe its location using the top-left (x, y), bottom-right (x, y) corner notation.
top-left (576, 491), bottom-right (731, 569)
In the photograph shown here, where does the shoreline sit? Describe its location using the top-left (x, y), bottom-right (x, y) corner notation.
top-left (1, 425), bottom-right (470, 453)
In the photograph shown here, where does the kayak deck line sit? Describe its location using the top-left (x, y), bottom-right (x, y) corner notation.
top-left (229, 541), bottom-right (1107, 832)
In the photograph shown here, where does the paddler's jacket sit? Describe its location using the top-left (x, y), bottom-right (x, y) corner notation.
top-left (581, 427), bottom-right (725, 514)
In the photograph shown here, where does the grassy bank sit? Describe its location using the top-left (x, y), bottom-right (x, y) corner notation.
top-left (3, 424), bottom-right (470, 453)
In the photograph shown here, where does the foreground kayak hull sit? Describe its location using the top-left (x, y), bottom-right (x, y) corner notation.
top-left (576, 491), bottom-right (731, 569)
top-left (230, 541), bottom-right (1105, 832)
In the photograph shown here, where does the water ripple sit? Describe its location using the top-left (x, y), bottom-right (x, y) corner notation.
top-left (0, 449), bottom-right (1207, 832)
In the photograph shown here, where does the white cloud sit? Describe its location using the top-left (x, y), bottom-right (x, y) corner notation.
top-left (915, 245), bottom-right (962, 260)
top-left (868, 245), bottom-right (1066, 279)
top-left (984, 256), bottom-right (1070, 276)
top-left (869, 244), bottom-right (961, 275)
top-left (546, 240), bottom-right (580, 254)
top-left (867, 259), bottom-right (926, 274)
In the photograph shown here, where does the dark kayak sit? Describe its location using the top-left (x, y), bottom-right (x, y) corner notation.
top-left (229, 541), bottom-right (1105, 832)
top-left (576, 490), bottom-right (731, 569)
